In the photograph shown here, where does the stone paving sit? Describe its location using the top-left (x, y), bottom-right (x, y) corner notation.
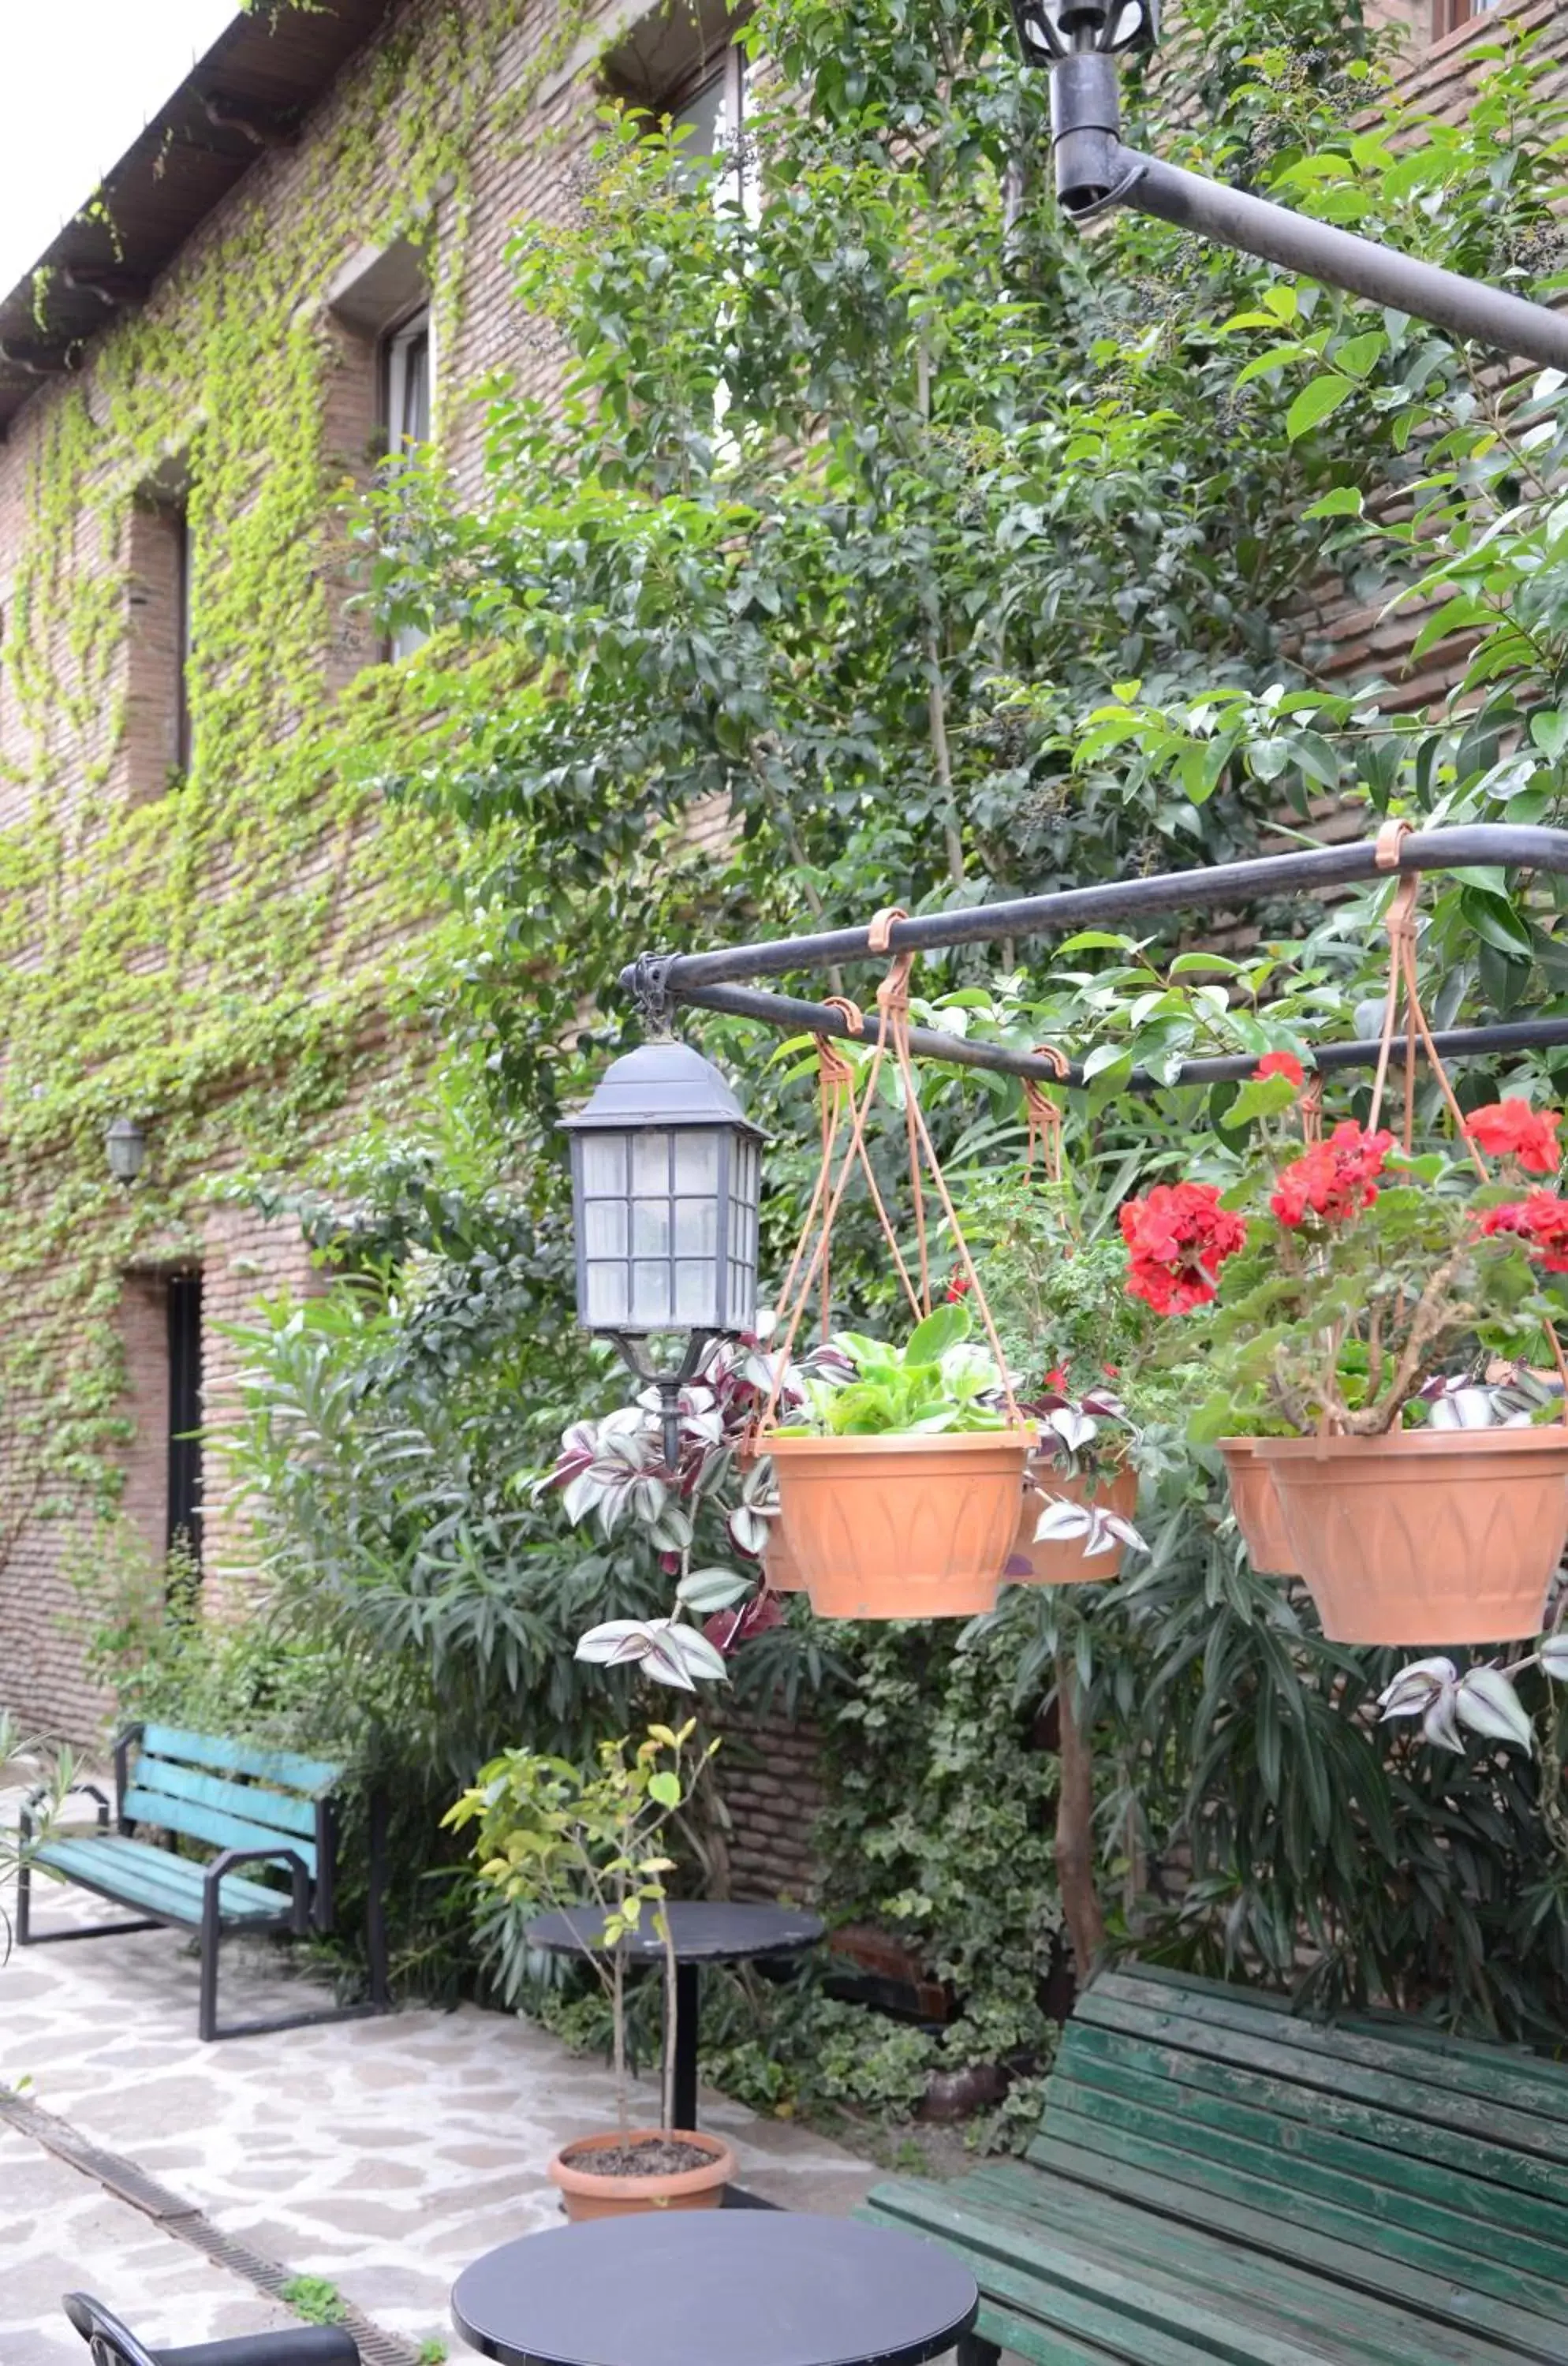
top-left (2, 1827), bottom-right (875, 2364)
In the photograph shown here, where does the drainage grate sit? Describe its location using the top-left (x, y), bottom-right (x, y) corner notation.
top-left (0, 2084), bottom-right (426, 2366)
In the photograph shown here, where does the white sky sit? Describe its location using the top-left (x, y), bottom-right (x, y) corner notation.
top-left (0, 2), bottom-right (240, 295)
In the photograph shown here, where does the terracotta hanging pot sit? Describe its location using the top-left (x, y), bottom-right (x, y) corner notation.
top-left (1256, 1428), bottom-right (1568, 1645)
top-left (763, 1519), bottom-right (808, 1593)
top-left (1006, 1461), bottom-right (1138, 1585)
top-left (548, 2129), bottom-right (735, 2221)
top-left (1219, 1439), bottom-right (1298, 1577)
top-left (767, 1430), bottom-right (1032, 1618)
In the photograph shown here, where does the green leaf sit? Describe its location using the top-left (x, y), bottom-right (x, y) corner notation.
top-left (1530, 710), bottom-right (1568, 764)
top-left (1303, 486), bottom-right (1365, 521)
top-left (1286, 376), bottom-right (1355, 439)
top-left (648, 1769), bottom-right (682, 1808)
top-left (905, 1301), bottom-right (971, 1363)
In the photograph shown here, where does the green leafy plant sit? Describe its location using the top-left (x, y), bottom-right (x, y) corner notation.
top-left (446, 1721), bottom-right (717, 2130)
top-left (778, 1303), bottom-right (1008, 1436)
top-left (280, 2278), bottom-right (348, 2328)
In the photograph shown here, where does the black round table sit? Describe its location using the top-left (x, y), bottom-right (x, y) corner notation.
top-left (525, 1900), bottom-right (823, 2132)
top-left (452, 2212), bottom-right (979, 2366)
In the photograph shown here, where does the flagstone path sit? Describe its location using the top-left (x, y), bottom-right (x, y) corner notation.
top-left (2, 1830), bottom-right (874, 2364)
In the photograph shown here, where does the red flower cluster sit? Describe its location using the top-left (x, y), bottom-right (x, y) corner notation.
top-left (1477, 1192), bottom-right (1568, 1273)
top-left (1256, 1050), bottom-right (1305, 1088)
top-left (1271, 1121), bottom-right (1393, 1229)
top-left (1464, 1099), bottom-right (1562, 1177)
top-left (1121, 1183), bottom-right (1247, 1315)
top-left (945, 1272), bottom-right (973, 1303)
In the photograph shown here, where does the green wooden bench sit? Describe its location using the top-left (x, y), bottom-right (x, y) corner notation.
top-left (862, 1963), bottom-right (1568, 2366)
top-left (17, 1722), bottom-right (389, 2043)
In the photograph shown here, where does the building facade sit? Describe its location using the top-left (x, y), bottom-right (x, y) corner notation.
top-left (0, 0), bottom-right (1541, 1763)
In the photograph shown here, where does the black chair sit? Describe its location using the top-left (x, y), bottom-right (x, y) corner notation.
top-left (63, 2293), bottom-right (360, 2366)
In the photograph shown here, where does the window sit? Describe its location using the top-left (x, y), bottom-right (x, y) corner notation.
top-left (167, 1271), bottom-right (203, 1563)
top-left (667, 43), bottom-right (752, 215)
top-left (380, 304), bottom-right (433, 660)
top-left (173, 504), bottom-right (193, 774)
top-left (1434, 0), bottom-right (1498, 34)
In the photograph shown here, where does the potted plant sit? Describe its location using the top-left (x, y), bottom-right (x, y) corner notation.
top-left (1175, 1098), bottom-right (1568, 1644)
top-left (1006, 1381), bottom-right (1144, 1584)
top-left (766, 1301), bottom-right (1031, 1618)
top-left (446, 1721), bottom-right (735, 2218)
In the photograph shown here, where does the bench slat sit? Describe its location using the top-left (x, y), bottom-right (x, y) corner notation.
top-left (121, 1786), bottom-right (318, 1879)
top-left (1037, 2083), bottom-right (1568, 2290)
top-left (139, 1722), bottom-right (342, 1797)
top-left (864, 2183), bottom-right (1365, 2364)
top-left (958, 2157), bottom-right (1568, 2366)
top-left (34, 1836), bottom-right (290, 1926)
top-left (1058, 2021), bottom-right (1568, 2216)
top-left (1015, 2126), bottom-right (1568, 2335)
top-left (1081, 1978), bottom-right (1568, 2154)
top-left (134, 1754), bottom-right (318, 1841)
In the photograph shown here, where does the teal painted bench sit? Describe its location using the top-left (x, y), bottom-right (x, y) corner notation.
top-left (17, 1722), bottom-right (389, 2042)
top-left (863, 1963), bottom-right (1568, 2365)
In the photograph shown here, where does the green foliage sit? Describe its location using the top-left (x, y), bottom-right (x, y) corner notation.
top-left (782, 1303), bottom-right (1011, 1435)
top-left (280, 2278), bottom-right (348, 2329)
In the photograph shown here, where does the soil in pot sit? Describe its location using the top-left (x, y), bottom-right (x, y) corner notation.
top-left (769, 1429), bottom-right (1031, 1618)
top-left (1006, 1461), bottom-right (1138, 1585)
top-left (1219, 1439), bottom-right (1297, 1577)
top-left (1259, 1426), bottom-right (1568, 1646)
top-left (548, 2126), bottom-right (735, 2222)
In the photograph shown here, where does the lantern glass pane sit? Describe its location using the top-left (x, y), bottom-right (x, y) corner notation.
top-left (674, 1132), bottom-right (719, 1190)
top-left (674, 1199), bottom-right (716, 1255)
top-left (582, 1135), bottom-right (628, 1194)
top-left (632, 1132), bottom-right (672, 1194)
top-left (632, 1262), bottom-right (672, 1327)
top-left (583, 1200), bottom-right (627, 1258)
top-left (632, 1200), bottom-right (670, 1256)
top-left (584, 1263), bottom-right (629, 1326)
top-left (676, 1261), bottom-right (717, 1323)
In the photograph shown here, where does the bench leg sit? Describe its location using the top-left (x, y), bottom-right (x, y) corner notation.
top-left (957, 2337), bottom-right (1000, 2366)
top-left (199, 1876), bottom-right (222, 2041)
top-left (13, 1862), bottom-right (160, 1950)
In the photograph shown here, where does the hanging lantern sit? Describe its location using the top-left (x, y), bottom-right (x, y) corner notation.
top-left (105, 1115), bottom-right (147, 1189)
top-left (561, 1041), bottom-right (763, 1346)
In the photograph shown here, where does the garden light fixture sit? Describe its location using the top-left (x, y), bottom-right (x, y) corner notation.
top-left (561, 1036), bottom-right (763, 1464)
top-left (104, 1114), bottom-right (147, 1189)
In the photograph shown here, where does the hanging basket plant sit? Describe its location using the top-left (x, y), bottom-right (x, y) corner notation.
top-left (759, 920), bottom-right (1031, 1620)
top-left (1182, 834), bottom-right (1568, 1647)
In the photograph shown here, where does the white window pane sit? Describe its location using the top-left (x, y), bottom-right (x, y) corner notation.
top-left (674, 1132), bottom-right (719, 1191)
top-left (633, 1200), bottom-right (670, 1256)
top-left (582, 1136), bottom-right (627, 1194)
top-left (632, 1132), bottom-right (671, 1194)
top-left (670, 67), bottom-right (727, 180)
top-left (584, 1200), bottom-right (627, 1257)
top-left (674, 1199), bottom-right (716, 1255)
top-left (632, 1262), bottom-right (672, 1326)
top-left (585, 1263), bottom-right (629, 1325)
top-left (675, 1262), bottom-right (716, 1323)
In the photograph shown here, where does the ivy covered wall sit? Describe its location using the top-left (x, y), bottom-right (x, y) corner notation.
top-left (0, 0), bottom-right (639, 1734)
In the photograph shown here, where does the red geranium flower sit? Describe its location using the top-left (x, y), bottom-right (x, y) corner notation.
top-left (1121, 1183), bottom-right (1247, 1316)
top-left (1256, 1050), bottom-right (1305, 1088)
top-left (945, 1272), bottom-right (973, 1303)
top-left (1464, 1099), bottom-right (1562, 1177)
top-left (1271, 1121), bottom-right (1393, 1229)
top-left (1043, 1364), bottom-right (1070, 1393)
top-left (1477, 1191), bottom-right (1568, 1273)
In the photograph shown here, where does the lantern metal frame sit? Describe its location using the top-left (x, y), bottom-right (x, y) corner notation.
top-left (559, 1035), bottom-right (765, 1465)
top-left (104, 1114), bottom-right (147, 1189)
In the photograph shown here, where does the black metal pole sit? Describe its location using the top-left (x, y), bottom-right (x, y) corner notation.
top-left (627, 826), bottom-right (1568, 995)
top-left (669, 979), bottom-right (1568, 1093)
top-left (1115, 147), bottom-right (1568, 373)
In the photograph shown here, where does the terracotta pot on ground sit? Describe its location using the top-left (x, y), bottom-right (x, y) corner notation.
top-left (1219, 1439), bottom-right (1298, 1577)
top-left (1006, 1461), bottom-right (1139, 1584)
top-left (547, 2129), bottom-right (735, 2221)
top-left (767, 1430), bottom-right (1032, 1618)
top-left (1256, 1427), bottom-right (1568, 1645)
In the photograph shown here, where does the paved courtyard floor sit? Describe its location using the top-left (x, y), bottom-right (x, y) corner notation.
top-left (2, 1835), bottom-right (875, 2365)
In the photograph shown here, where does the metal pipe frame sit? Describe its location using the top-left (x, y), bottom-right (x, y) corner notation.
top-left (625, 826), bottom-right (1568, 1090)
top-left (1045, 47), bottom-right (1568, 372)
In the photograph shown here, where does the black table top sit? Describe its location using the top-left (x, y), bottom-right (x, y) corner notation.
top-left (524, 1898), bottom-right (824, 1963)
top-left (451, 2212), bottom-right (979, 2366)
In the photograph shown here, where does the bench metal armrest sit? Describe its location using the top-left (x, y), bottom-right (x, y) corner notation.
top-left (205, 1844), bottom-right (311, 1936)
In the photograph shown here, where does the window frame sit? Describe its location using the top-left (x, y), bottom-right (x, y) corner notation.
top-left (378, 301), bottom-right (434, 661)
top-left (661, 40), bottom-right (751, 213)
top-left (1432, 0), bottom-right (1499, 39)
